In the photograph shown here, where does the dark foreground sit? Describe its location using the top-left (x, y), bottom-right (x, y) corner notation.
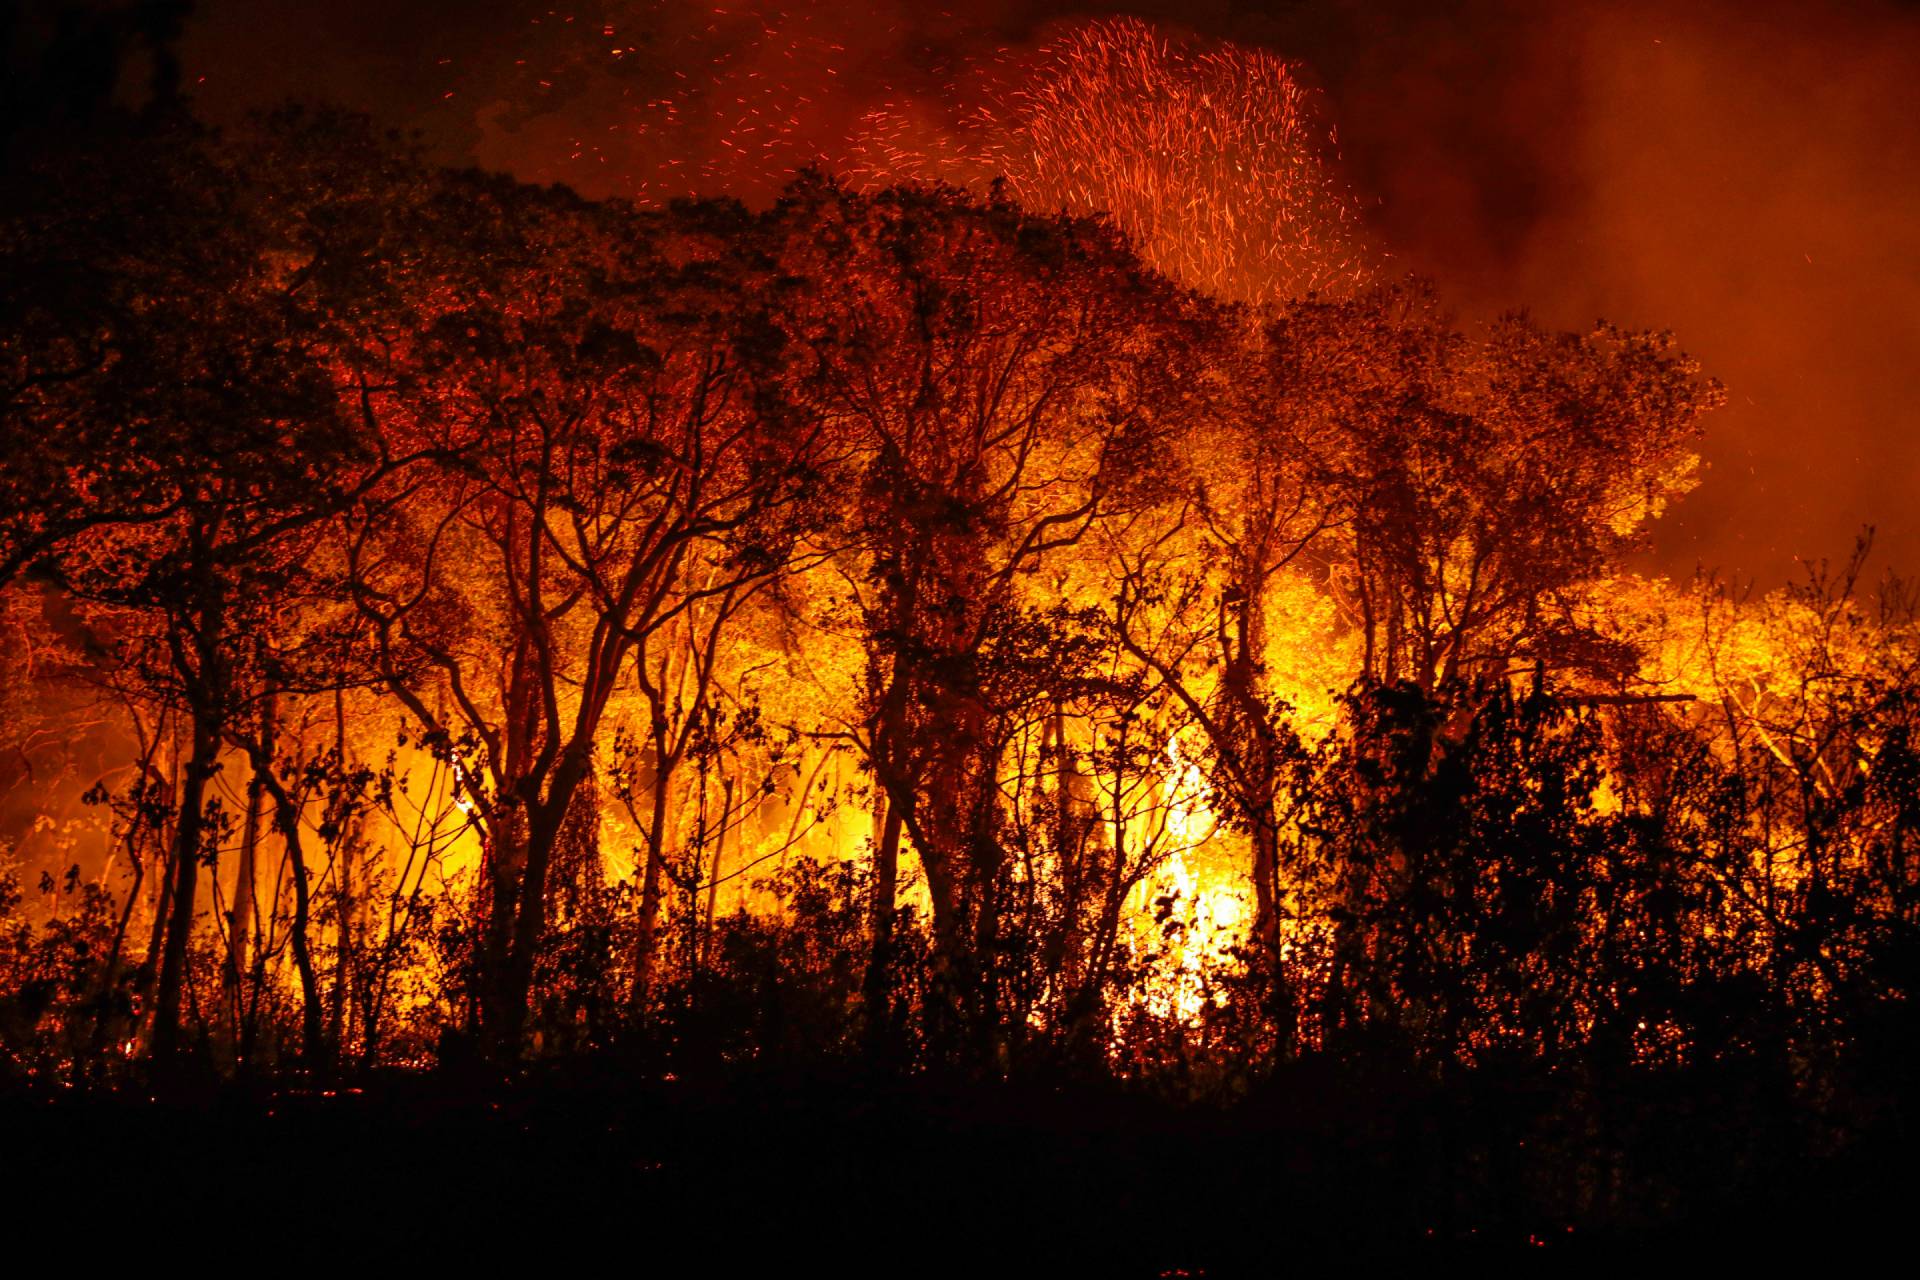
top-left (4, 1063), bottom-right (1912, 1274)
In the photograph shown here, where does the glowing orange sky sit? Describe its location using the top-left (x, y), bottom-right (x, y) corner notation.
top-left (178, 0), bottom-right (1920, 587)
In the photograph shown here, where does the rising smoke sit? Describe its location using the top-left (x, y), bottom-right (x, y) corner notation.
top-left (175, 0), bottom-right (1920, 583)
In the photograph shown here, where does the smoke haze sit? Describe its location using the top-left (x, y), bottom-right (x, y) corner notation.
top-left (174, 0), bottom-right (1920, 585)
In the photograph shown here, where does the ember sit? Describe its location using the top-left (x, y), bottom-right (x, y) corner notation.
top-left (3, 0), bottom-right (1916, 1267)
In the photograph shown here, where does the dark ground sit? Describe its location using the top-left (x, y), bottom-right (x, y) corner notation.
top-left (3, 1062), bottom-right (1911, 1273)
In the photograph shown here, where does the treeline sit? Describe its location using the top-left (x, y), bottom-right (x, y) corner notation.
top-left (2, 108), bottom-right (1915, 1153)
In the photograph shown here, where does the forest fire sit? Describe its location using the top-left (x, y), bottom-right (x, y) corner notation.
top-left (3, 0), bottom-right (1918, 1269)
top-left (849, 16), bottom-right (1372, 300)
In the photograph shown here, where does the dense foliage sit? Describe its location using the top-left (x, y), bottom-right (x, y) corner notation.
top-left (3, 113), bottom-right (1914, 1247)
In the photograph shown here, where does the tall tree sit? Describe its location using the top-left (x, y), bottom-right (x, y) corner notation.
top-left (5, 112), bottom-right (440, 1063)
top-left (349, 184), bottom-right (825, 1058)
top-left (1276, 286), bottom-right (1719, 695)
top-left (768, 178), bottom-right (1196, 1058)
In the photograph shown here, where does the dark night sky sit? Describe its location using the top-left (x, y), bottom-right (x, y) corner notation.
top-left (173, 0), bottom-right (1920, 587)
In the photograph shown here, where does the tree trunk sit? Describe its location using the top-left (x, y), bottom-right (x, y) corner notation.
top-left (151, 705), bottom-right (221, 1063)
top-left (259, 767), bottom-right (325, 1069)
top-left (245, 696), bottom-right (323, 1070)
top-left (472, 801), bottom-right (520, 1031)
top-left (490, 806), bottom-right (556, 1059)
top-left (331, 828), bottom-right (356, 1056)
top-left (1249, 816), bottom-right (1282, 959)
top-left (700, 775), bottom-right (734, 972)
top-left (489, 750), bottom-right (592, 1060)
top-left (862, 799), bottom-right (904, 1060)
top-left (225, 738), bottom-right (263, 1063)
top-left (133, 723), bottom-right (178, 1051)
top-left (629, 755), bottom-right (676, 1016)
